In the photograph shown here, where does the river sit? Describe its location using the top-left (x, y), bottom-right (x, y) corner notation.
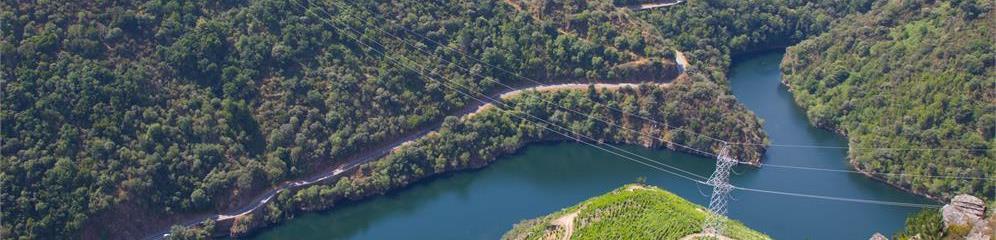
top-left (250, 51), bottom-right (934, 239)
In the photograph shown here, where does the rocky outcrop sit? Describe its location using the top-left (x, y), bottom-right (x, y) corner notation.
top-left (868, 232), bottom-right (888, 240)
top-left (942, 195), bottom-right (986, 227)
top-left (940, 194), bottom-right (991, 240)
top-left (951, 195), bottom-right (987, 219)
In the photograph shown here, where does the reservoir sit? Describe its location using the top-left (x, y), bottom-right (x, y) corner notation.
top-left (251, 51), bottom-right (934, 239)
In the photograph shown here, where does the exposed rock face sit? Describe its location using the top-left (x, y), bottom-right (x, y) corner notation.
top-left (943, 205), bottom-right (974, 227)
top-left (940, 194), bottom-right (991, 240)
top-left (868, 232), bottom-right (888, 240)
top-left (952, 195), bottom-right (987, 219)
top-left (965, 218), bottom-right (992, 240)
top-left (942, 194), bottom-right (986, 228)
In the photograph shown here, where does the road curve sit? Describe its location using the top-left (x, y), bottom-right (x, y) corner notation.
top-left (143, 52), bottom-right (687, 240)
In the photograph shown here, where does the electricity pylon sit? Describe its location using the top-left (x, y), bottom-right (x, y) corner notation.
top-left (702, 144), bottom-right (737, 237)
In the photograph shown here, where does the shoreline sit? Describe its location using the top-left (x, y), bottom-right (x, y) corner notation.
top-left (848, 158), bottom-right (946, 203)
top-left (777, 61), bottom-right (946, 204)
top-left (216, 125), bottom-right (754, 239)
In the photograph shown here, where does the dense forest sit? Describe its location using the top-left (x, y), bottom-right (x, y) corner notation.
top-left (4, 0), bottom-right (980, 239)
top-left (1, 0), bottom-right (679, 238)
top-left (501, 184), bottom-right (769, 239)
top-left (781, 0), bottom-right (994, 199)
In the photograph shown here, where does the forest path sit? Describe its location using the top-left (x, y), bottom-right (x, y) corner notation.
top-left (465, 81), bottom-right (673, 119)
top-left (678, 233), bottom-right (734, 240)
top-left (551, 211), bottom-right (579, 240)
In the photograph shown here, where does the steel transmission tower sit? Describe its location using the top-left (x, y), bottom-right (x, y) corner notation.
top-left (702, 144), bottom-right (738, 237)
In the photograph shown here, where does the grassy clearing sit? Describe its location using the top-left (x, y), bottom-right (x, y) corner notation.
top-left (502, 184), bottom-right (769, 240)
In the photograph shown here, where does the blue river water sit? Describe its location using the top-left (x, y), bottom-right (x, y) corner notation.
top-left (251, 51), bottom-right (934, 239)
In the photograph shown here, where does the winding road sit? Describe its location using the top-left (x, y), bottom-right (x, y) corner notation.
top-left (627, 0), bottom-right (686, 11)
top-left (143, 53), bottom-right (688, 240)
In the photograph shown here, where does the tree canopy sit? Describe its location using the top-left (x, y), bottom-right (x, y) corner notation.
top-left (782, 0), bottom-right (994, 199)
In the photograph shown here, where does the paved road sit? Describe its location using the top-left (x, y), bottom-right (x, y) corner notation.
top-left (628, 0), bottom-right (686, 10)
top-left (144, 52), bottom-right (687, 240)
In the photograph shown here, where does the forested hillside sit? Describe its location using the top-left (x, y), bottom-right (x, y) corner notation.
top-left (1, 0), bottom-right (930, 238)
top-left (1, 0), bottom-right (678, 238)
top-left (502, 184), bottom-right (769, 240)
top-left (781, 0), bottom-right (994, 199)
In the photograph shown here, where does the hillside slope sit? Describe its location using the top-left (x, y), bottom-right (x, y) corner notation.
top-left (781, 0), bottom-right (994, 200)
top-left (502, 184), bottom-right (769, 240)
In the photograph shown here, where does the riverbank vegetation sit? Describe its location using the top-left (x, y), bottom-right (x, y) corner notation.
top-left (502, 184), bottom-right (770, 240)
top-left (893, 207), bottom-right (995, 240)
top-left (781, 0), bottom-right (994, 200)
top-left (894, 209), bottom-right (945, 240)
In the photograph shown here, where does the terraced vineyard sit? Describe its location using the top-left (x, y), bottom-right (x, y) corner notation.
top-left (502, 184), bottom-right (770, 240)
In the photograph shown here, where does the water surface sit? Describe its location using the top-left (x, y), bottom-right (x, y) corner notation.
top-left (252, 51), bottom-right (933, 239)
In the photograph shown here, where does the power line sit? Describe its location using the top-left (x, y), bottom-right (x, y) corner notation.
top-left (762, 143), bottom-right (990, 151)
top-left (734, 186), bottom-right (941, 208)
top-left (297, 0), bottom-right (942, 209)
top-left (754, 162), bottom-right (996, 181)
